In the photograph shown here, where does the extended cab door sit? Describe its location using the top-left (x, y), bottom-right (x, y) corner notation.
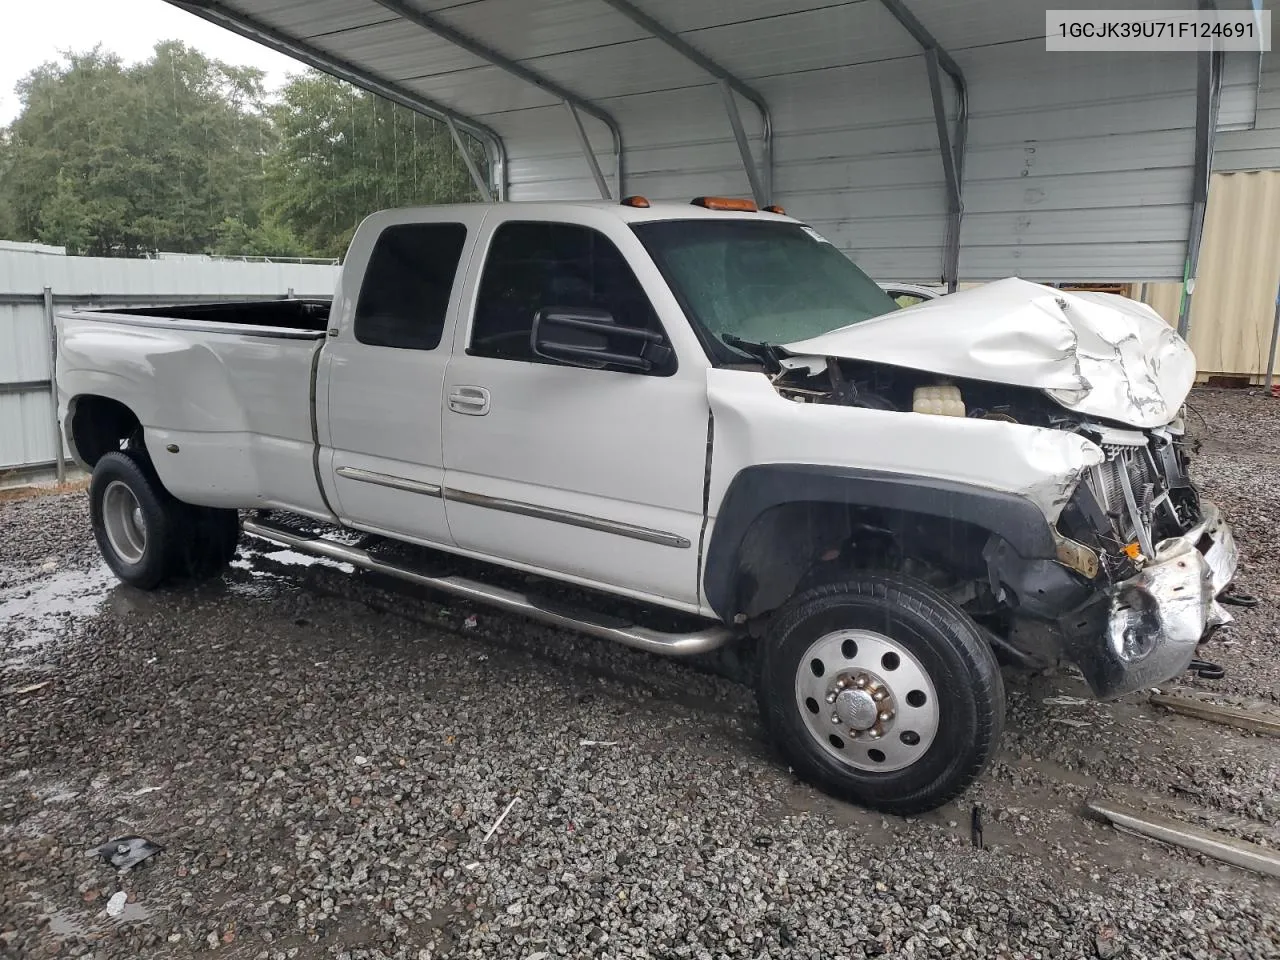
top-left (440, 212), bottom-right (711, 611)
top-left (318, 209), bottom-right (485, 545)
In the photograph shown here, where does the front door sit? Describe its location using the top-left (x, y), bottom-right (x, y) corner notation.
top-left (320, 211), bottom-right (483, 545)
top-left (441, 216), bottom-right (709, 610)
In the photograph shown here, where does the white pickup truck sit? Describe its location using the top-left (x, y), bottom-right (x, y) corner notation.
top-left (57, 197), bottom-right (1238, 814)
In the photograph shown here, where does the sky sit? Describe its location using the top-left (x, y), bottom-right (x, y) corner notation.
top-left (0, 0), bottom-right (303, 124)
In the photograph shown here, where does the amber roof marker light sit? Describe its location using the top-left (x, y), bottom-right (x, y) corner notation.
top-left (621, 195), bottom-right (651, 208)
top-left (763, 204), bottom-right (786, 215)
top-left (691, 196), bottom-right (758, 212)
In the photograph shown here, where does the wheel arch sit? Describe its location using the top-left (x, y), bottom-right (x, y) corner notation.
top-left (702, 464), bottom-right (1059, 622)
top-left (67, 394), bottom-right (145, 468)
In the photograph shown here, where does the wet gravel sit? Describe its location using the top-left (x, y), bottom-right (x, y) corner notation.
top-left (2, 388), bottom-right (1279, 959)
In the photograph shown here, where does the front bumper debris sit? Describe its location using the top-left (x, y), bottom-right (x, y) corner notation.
top-left (1075, 501), bottom-right (1237, 699)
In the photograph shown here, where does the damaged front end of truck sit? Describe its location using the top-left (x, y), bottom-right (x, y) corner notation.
top-left (995, 418), bottom-right (1237, 698)
top-left (768, 278), bottom-right (1239, 699)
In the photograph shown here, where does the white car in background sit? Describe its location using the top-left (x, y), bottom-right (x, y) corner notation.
top-left (878, 282), bottom-right (947, 307)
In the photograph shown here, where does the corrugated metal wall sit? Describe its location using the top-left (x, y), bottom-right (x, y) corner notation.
top-left (0, 251), bottom-right (339, 472)
top-left (1142, 170), bottom-right (1280, 380)
top-left (190, 0), bottom-right (1265, 289)
top-left (1216, 52), bottom-right (1280, 172)
top-left (492, 3), bottom-right (1246, 284)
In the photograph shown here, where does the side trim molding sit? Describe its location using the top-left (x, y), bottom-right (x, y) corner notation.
top-left (444, 487), bottom-right (691, 549)
top-left (336, 466), bottom-right (442, 498)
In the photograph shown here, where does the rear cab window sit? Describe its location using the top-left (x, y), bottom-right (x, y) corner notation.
top-left (354, 222), bottom-right (468, 350)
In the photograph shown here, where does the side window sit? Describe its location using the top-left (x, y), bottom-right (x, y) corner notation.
top-left (469, 221), bottom-right (667, 368)
top-left (354, 223), bottom-right (467, 350)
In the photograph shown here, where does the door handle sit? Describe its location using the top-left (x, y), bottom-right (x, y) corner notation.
top-left (448, 386), bottom-right (491, 416)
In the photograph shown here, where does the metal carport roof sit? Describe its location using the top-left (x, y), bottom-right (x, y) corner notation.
top-left (167, 0), bottom-right (1262, 316)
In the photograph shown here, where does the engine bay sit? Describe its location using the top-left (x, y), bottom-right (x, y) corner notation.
top-left (768, 353), bottom-right (1204, 585)
top-left (767, 353), bottom-right (1087, 426)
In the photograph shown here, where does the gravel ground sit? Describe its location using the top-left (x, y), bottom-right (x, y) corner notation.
top-left (2, 388), bottom-right (1279, 960)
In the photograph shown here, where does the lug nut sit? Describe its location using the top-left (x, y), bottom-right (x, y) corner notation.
top-left (854, 675), bottom-right (868, 688)
top-left (879, 711), bottom-right (892, 722)
top-left (825, 692), bottom-right (837, 703)
top-left (872, 689), bottom-right (888, 701)
top-left (867, 729), bottom-right (882, 740)
top-left (831, 714), bottom-right (841, 725)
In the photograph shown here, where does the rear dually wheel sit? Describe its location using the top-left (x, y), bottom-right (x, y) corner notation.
top-left (89, 451), bottom-right (239, 589)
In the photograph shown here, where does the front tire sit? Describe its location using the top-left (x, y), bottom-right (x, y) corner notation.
top-left (757, 574), bottom-right (1004, 815)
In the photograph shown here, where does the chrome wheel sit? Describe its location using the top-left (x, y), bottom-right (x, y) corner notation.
top-left (102, 480), bottom-right (147, 565)
top-left (794, 629), bottom-right (940, 772)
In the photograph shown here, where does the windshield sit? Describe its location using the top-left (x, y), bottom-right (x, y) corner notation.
top-left (632, 219), bottom-right (899, 363)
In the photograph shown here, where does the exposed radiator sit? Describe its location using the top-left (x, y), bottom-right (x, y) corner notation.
top-left (1091, 444), bottom-right (1159, 536)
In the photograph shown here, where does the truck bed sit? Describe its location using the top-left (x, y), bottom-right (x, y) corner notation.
top-left (99, 298), bottom-right (331, 332)
top-left (57, 302), bottom-right (331, 519)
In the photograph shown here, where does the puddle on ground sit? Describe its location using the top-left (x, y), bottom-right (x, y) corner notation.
top-left (42, 899), bottom-right (157, 939)
top-left (0, 562), bottom-right (117, 655)
top-left (235, 546), bottom-right (354, 574)
top-left (0, 548), bottom-right (342, 654)
top-left (44, 907), bottom-right (96, 938)
top-left (228, 546), bottom-right (354, 599)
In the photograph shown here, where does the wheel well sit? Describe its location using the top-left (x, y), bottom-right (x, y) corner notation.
top-left (69, 396), bottom-right (143, 467)
top-left (702, 465), bottom-right (1058, 623)
top-left (715, 500), bottom-right (996, 621)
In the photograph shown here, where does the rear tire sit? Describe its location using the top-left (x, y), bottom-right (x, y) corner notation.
top-left (756, 573), bottom-right (1004, 816)
top-left (90, 451), bottom-right (181, 590)
top-left (89, 451), bottom-right (239, 589)
top-left (176, 503), bottom-right (241, 579)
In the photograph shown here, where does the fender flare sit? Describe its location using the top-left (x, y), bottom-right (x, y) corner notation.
top-left (701, 464), bottom-right (1058, 621)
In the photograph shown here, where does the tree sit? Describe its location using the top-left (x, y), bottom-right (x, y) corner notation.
top-left (1, 43), bottom-right (274, 256)
top-left (0, 128), bottom-right (18, 241)
top-left (265, 73), bottom-right (483, 258)
top-left (0, 45), bottom-right (489, 259)
top-left (209, 216), bottom-right (309, 259)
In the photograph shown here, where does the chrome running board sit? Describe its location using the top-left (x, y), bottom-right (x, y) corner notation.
top-left (243, 517), bottom-right (732, 657)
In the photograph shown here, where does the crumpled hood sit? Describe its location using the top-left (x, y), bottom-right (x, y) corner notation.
top-left (784, 277), bottom-right (1196, 429)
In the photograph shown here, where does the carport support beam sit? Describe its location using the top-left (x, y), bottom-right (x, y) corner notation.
top-left (371, 0), bottom-right (625, 200)
top-left (446, 117), bottom-right (493, 202)
top-left (878, 0), bottom-right (967, 293)
top-left (598, 0), bottom-right (772, 206)
top-left (925, 48), bottom-right (962, 294)
top-left (565, 101), bottom-right (613, 200)
top-left (1266, 276), bottom-right (1280, 392)
top-left (719, 83), bottom-right (767, 208)
top-left (1177, 43), bottom-right (1223, 340)
top-left (165, 0), bottom-right (508, 200)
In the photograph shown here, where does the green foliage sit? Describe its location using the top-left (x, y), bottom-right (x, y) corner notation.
top-left (210, 217), bottom-right (308, 259)
top-left (0, 129), bottom-right (19, 241)
top-left (0, 43), bottom-right (484, 259)
top-left (2, 43), bottom-right (274, 256)
top-left (265, 74), bottom-right (482, 258)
